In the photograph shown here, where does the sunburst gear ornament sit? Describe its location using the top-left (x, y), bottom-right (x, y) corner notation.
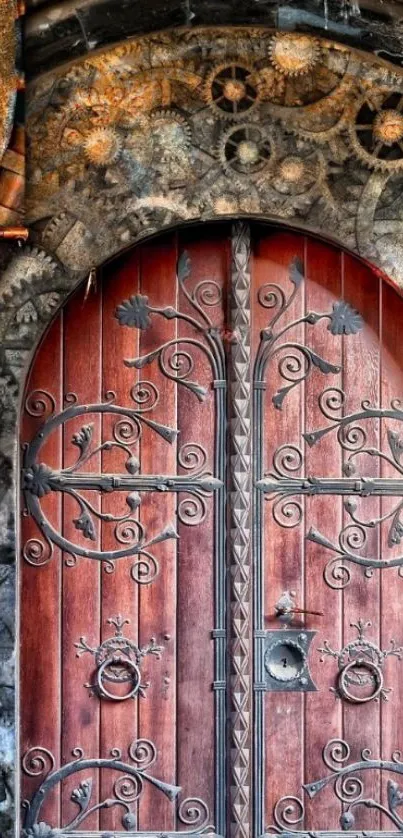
top-left (263, 34), bottom-right (350, 111)
top-left (83, 127), bottom-right (123, 166)
top-left (149, 108), bottom-right (192, 152)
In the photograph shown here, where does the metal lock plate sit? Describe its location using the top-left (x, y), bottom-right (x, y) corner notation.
top-left (264, 630), bottom-right (317, 692)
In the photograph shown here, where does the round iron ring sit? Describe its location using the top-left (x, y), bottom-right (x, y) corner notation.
top-left (96, 656), bottom-right (141, 701)
top-left (338, 658), bottom-right (383, 703)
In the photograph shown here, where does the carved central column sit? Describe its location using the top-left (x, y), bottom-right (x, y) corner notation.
top-left (229, 221), bottom-right (252, 838)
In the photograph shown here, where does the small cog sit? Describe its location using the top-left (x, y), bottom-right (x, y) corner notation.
top-left (204, 63), bottom-right (260, 120)
top-left (349, 91), bottom-right (403, 172)
top-left (219, 124), bottom-right (273, 176)
top-left (268, 34), bottom-right (321, 77)
top-left (271, 153), bottom-right (323, 197)
top-left (149, 108), bottom-right (192, 152)
top-left (83, 127), bottom-right (122, 166)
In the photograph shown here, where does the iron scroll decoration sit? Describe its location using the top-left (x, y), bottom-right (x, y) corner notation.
top-left (21, 248), bottom-right (229, 838)
top-left (253, 255), bottom-right (403, 588)
top-left (266, 738), bottom-right (403, 835)
top-left (21, 250), bottom-right (225, 578)
top-left (318, 618), bottom-right (403, 704)
top-left (74, 614), bottom-right (164, 701)
top-left (21, 739), bottom-right (216, 837)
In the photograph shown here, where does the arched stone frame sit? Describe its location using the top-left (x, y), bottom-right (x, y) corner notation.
top-left (3, 25), bottom-right (403, 838)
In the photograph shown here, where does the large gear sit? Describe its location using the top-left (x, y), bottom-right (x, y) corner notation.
top-left (219, 123), bottom-right (274, 176)
top-left (262, 39), bottom-right (351, 110)
top-left (348, 91), bottom-right (403, 172)
top-left (204, 63), bottom-right (261, 120)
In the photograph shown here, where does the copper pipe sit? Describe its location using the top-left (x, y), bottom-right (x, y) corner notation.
top-left (0, 227), bottom-right (29, 240)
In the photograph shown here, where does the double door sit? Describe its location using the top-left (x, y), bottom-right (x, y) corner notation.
top-left (20, 222), bottom-right (403, 838)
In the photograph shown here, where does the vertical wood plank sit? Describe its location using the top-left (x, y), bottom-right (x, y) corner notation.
top-left (304, 239), bottom-right (343, 829)
top-left (175, 226), bottom-right (228, 829)
top-left (252, 229), bottom-right (305, 828)
top-left (99, 250), bottom-right (141, 830)
top-left (20, 318), bottom-right (62, 826)
top-left (137, 235), bottom-right (177, 832)
top-left (229, 221), bottom-right (252, 838)
top-left (380, 280), bottom-right (403, 823)
top-left (61, 284), bottom-right (102, 829)
top-left (342, 253), bottom-right (381, 830)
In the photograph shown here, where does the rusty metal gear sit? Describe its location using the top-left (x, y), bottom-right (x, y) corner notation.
top-left (270, 149), bottom-right (326, 197)
top-left (268, 33), bottom-right (321, 77)
top-left (83, 126), bottom-right (123, 166)
top-left (149, 108), bottom-right (192, 151)
top-left (348, 91), bottom-right (403, 172)
top-left (204, 63), bottom-right (261, 120)
top-left (219, 123), bottom-right (274, 176)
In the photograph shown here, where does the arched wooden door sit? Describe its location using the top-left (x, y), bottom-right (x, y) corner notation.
top-left (20, 223), bottom-right (403, 838)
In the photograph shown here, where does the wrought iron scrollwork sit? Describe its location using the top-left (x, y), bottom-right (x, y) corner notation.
top-left (74, 614), bottom-right (164, 701)
top-left (318, 618), bottom-right (403, 703)
top-left (253, 257), bottom-right (363, 837)
top-left (117, 250), bottom-right (225, 391)
top-left (21, 252), bottom-right (225, 578)
top-left (21, 393), bottom-right (180, 576)
top-left (258, 391), bottom-right (403, 587)
top-left (254, 258), bottom-right (363, 404)
top-left (22, 740), bottom-right (215, 837)
top-left (267, 739), bottom-right (403, 835)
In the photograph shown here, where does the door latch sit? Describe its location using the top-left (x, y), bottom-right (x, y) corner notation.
top-left (274, 590), bottom-right (324, 625)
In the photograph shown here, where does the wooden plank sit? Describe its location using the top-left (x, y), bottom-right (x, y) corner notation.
top-left (137, 235), bottom-right (178, 832)
top-left (304, 238), bottom-right (343, 831)
top-left (60, 283), bottom-right (102, 830)
top-left (341, 252), bottom-right (381, 830)
top-left (20, 318), bottom-right (63, 827)
top-left (380, 280), bottom-right (403, 825)
top-left (175, 226), bottom-right (228, 829)
top-left (252, 229), bottom-right (305, 828)
top-left (99, 250), bottom-right (141, 830)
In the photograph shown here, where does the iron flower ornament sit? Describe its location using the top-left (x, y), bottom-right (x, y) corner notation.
top-left (327, 300), bottom-right (364, 336)
top-left (115, 294), bottom-right (152, 329)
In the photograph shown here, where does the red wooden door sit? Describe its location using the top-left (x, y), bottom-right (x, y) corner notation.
top-left (20, 225), bottom-right (229, 838)
top-left (19, 223), bottom-right (403, 838)
top-left (252, 228), bottom-right (403, 838)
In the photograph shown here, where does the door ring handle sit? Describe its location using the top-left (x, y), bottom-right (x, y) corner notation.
top-left (96, 656), bottom-right (141, 701)
top-left (338, 658), bottom-right (383, 704)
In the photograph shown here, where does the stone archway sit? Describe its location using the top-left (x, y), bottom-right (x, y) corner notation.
top-left (3, 26), bottom-right (403, 838)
